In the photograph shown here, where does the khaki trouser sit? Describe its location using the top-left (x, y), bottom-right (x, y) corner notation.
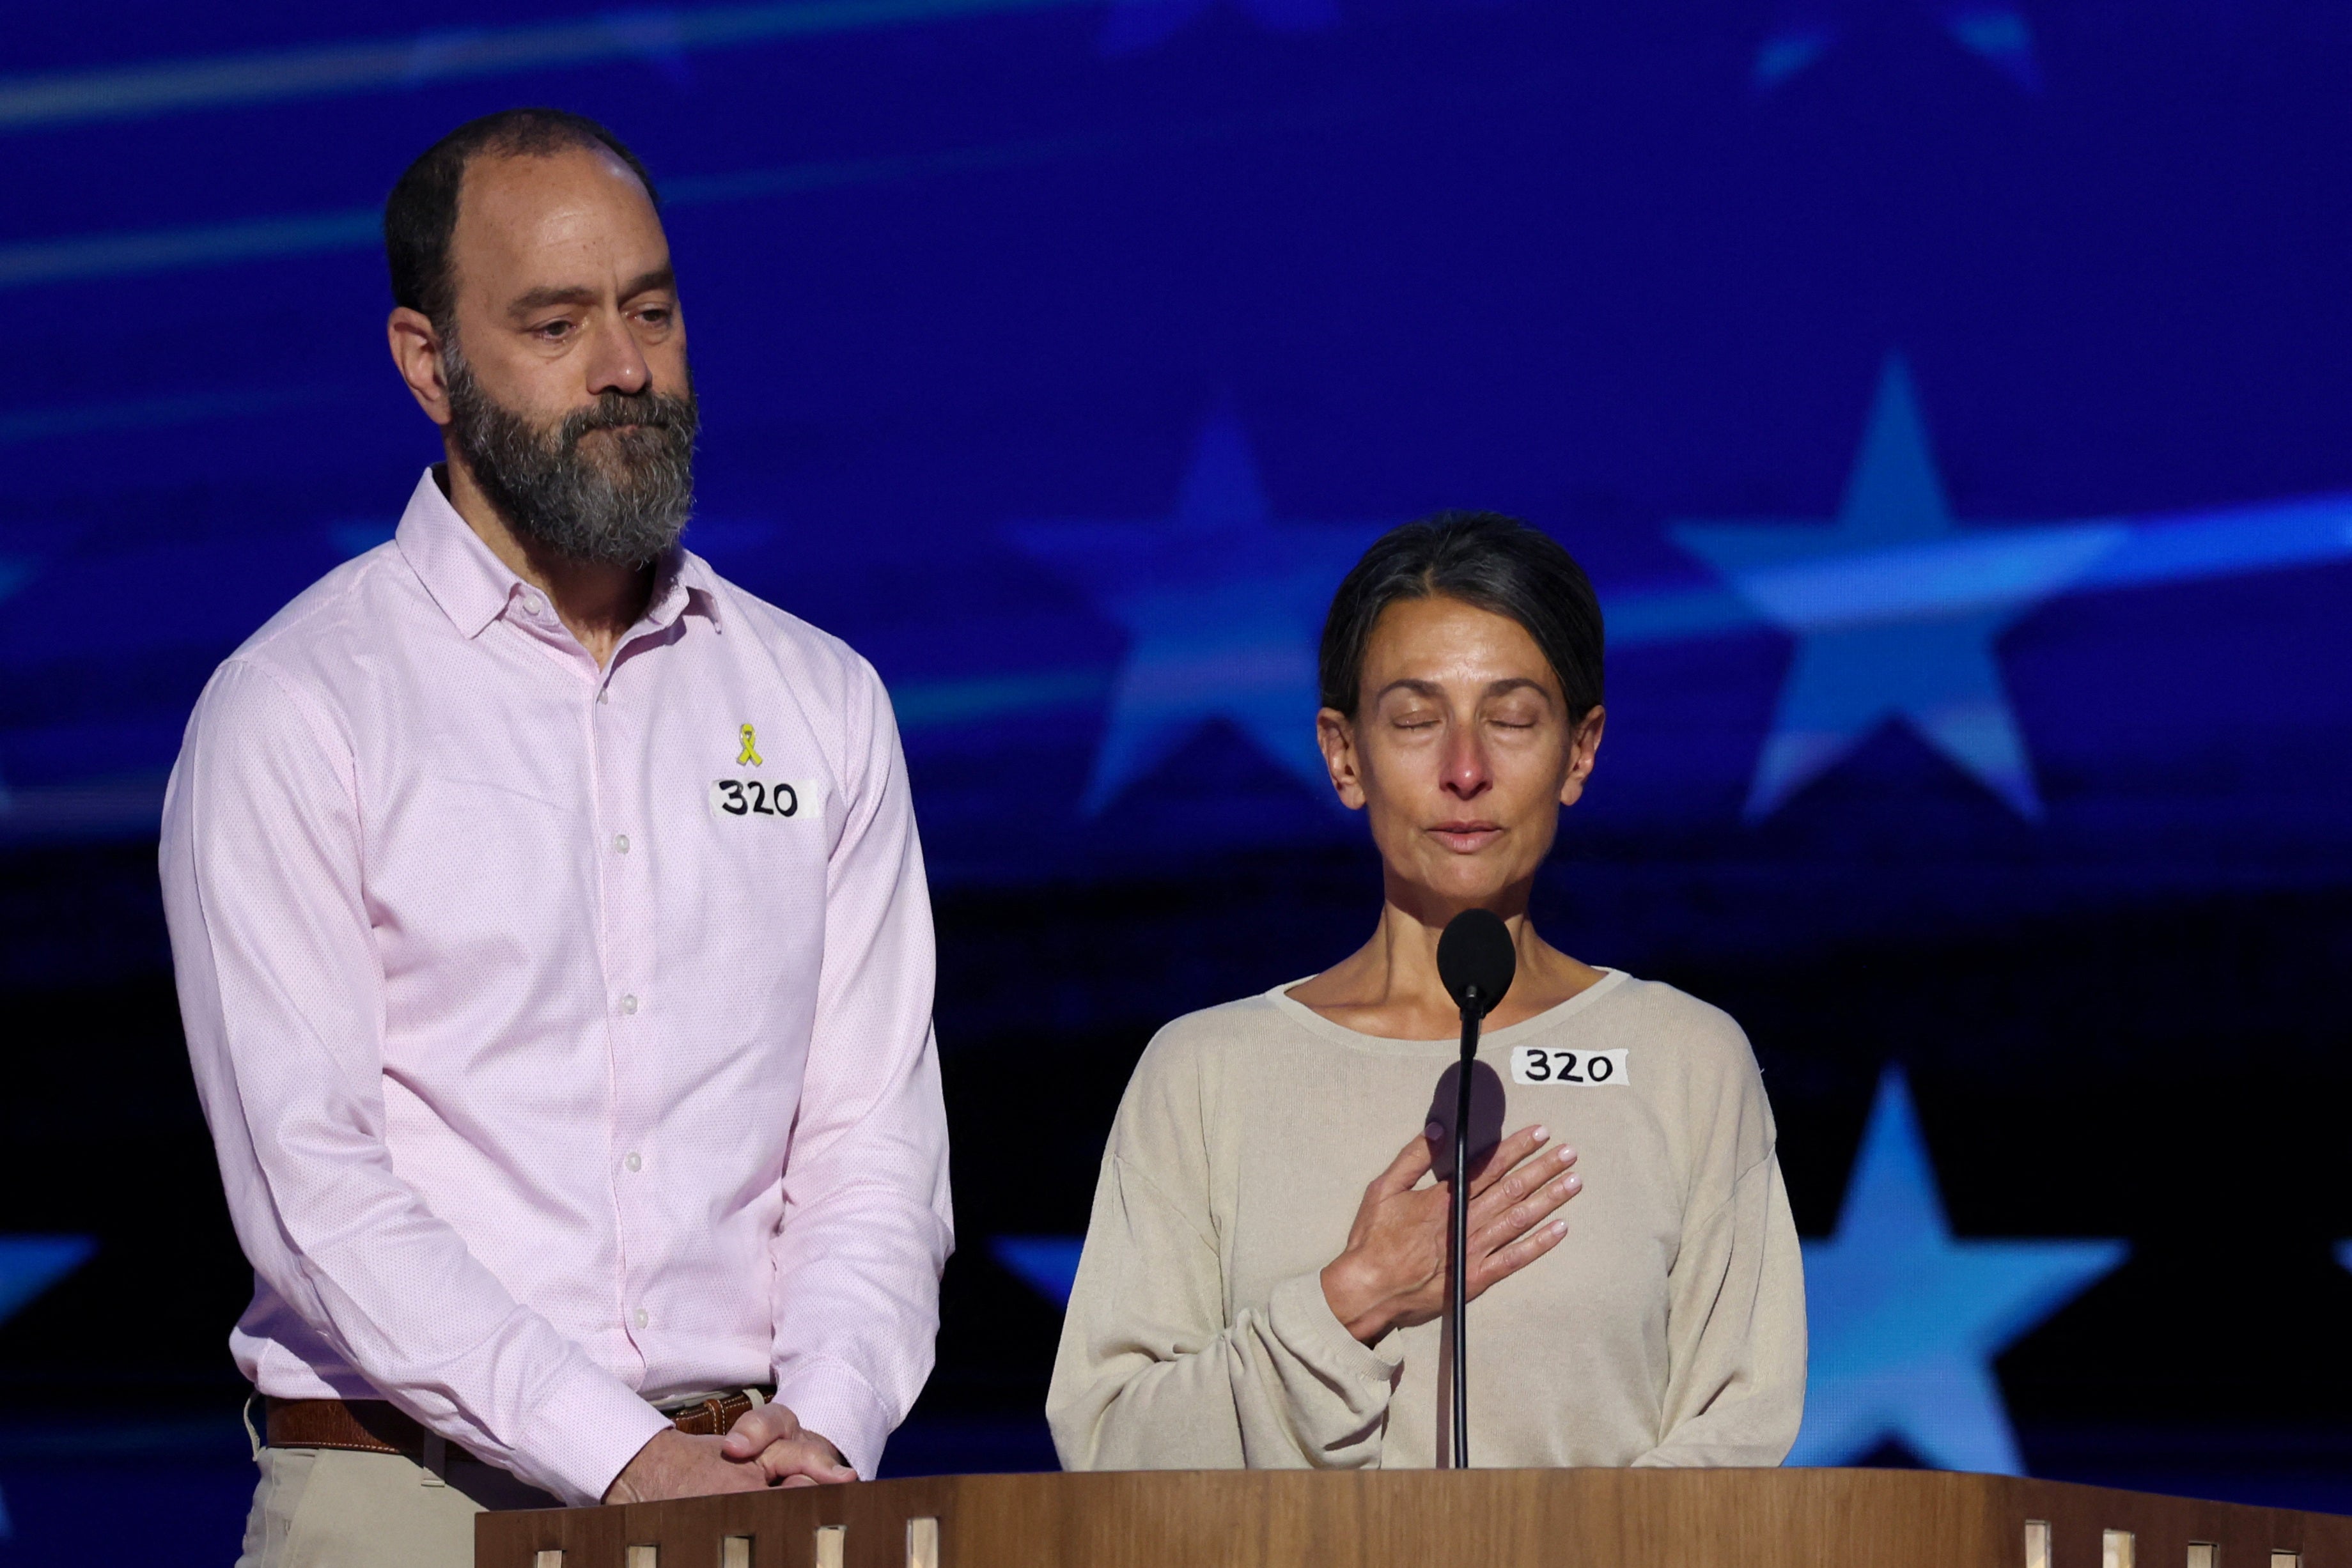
top-left (235, 1404), bottom-right (561, 1568)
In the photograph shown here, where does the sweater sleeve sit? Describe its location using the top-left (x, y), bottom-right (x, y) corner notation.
top-left (1045, 1020), bottom-right (1405, 1471)
top-left (1046, 1151), bottom-right (1402, 1470)
top-left (1632, 1147), bottom-right (1808, 1466)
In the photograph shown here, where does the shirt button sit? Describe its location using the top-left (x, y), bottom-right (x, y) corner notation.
top-left (619, 994), bottom-right (639, 1016)
top-left (523, 594), bottom-right (546, 616)
top-left (625, 1151), bottom-right (643, 1172)
top-left (613, 834), bottom-right (630, 855)
top-left (633, 1308), bottom-right (650, 1330)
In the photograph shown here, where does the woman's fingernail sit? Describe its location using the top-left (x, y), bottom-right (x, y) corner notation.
top-left (1426, 1121), bottom-right (1444, 1139)
top-left (1532, 1125), bottom-right (1548, 1142)
top-left (1552, 1220), bottom-right (1569, 1236)
top-left (1564, 1174), bottom-right (1582, 1190)
top-left (1559, 1147), bottom-right (1577, 1162)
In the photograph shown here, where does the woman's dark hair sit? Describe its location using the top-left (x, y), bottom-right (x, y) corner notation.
top-left (385, 108), bottom-right (660, 334)
top-left (1318, 510), bottom-right (1604, 720)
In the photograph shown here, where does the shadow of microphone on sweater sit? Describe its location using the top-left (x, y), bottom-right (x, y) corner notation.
top-left (1423, 1059), bottom-right (1509, 1189)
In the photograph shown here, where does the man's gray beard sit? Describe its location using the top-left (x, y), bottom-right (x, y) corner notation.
top-left (444, 344), bottom-right (698, 569)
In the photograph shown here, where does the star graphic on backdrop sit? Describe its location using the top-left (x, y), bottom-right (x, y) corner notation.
top-left (1009, 407), bottom-right (1384, 815)
top-left (1672, 357), bottom-right (2120, 821)
top-left (993, 1235), bottom-right (1086, 1306)
top-left (0, 1239), bottom-right (92, 1541)
top-left (1791, 1067), bottom-right (2124, 1471)
top-left (1755, 1), bottom-right (2039, 93)
top-left (0, 1236), bottom-right (93, 1328)
top-left (1097, 0), bottom-right (1339, 58)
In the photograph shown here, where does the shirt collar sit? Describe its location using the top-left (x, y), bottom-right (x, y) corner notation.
top-left (645, 545), bottom-right (727, 635)
top-left (395, 468), bottom-right (526, 639)
top-left (394, 467), bottom-right (724, 639)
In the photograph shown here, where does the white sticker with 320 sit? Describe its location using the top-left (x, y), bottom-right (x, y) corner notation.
top-left (1509, 1046), bottom-right (1630, 1087)
top-left (708, 778), bottom-right (815, 823)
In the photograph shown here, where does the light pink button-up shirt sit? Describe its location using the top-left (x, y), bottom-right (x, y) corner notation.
top-left (160, 471), bottom-right (953, 1505)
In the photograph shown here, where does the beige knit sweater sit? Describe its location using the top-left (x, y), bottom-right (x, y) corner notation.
top-left (1046, 968), bottom-right (1806, 1470)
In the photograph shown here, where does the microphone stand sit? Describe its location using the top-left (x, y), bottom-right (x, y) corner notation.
top-left (1450, 986), bottom-right (1484, 1471)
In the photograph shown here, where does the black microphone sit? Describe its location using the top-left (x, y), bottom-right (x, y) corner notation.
top-left (1435, 908), bottom-right (1515, 1471)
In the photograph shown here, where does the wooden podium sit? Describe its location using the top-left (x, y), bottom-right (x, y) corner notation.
top-left (476, 1468), bottom-right (2352, 1568)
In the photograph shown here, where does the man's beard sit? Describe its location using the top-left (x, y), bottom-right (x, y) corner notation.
top-left (444, 345), bottom-right (698, 569)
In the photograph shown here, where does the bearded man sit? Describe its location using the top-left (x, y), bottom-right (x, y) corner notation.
top-left (159, 110), bottom-right (953, 1567)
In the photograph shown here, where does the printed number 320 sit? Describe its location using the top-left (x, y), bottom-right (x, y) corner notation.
top-left (709, 779), bottom-right (801, 820)
top-left (1509, 1047), bottom-right (1630, 1087)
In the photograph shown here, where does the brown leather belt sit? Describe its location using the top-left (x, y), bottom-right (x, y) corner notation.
top-left (264, 1390), bottom-right (770, 1467)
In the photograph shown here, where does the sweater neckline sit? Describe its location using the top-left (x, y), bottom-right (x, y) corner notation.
top-left (1264, 966), bottom-right (1632, 1057)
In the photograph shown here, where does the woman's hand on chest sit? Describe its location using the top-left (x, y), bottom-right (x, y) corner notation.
top-left (1317, 1122), bottom-right (1584, 1344)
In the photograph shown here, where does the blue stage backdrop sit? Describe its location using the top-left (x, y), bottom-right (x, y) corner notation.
top-left (6, 1), bottom-right (2352, 1561)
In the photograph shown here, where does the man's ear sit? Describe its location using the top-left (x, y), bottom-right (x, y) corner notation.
top-left (1557, 704), bottom-right (1606, 809)
top-left (388, 307), bottom-right (453, 427)
top-left (1318, 708), bottom-right (1367, 811)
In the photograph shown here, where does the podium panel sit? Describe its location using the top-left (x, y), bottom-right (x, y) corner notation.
top-left (476, 1468), bottom-right (2352, 1568)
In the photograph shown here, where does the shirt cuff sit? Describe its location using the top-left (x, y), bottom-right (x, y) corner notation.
top-left (517, 1365), bottom-right (674, 1507)
top-left (772, 1356), bottom-right (897, 1480)
top-left (1267, 1271), bottom-right (1406, 1383)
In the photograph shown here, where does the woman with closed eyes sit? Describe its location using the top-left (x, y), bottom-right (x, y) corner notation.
top-left (1046, 511), bottom-right (1806, 1470)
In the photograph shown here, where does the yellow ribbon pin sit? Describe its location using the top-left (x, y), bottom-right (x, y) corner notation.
top-left (736, 724), bottom-right (762, 766)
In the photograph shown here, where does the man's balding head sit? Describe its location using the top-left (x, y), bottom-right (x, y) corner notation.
top-left (386, 108), bottom-right (660, 335)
